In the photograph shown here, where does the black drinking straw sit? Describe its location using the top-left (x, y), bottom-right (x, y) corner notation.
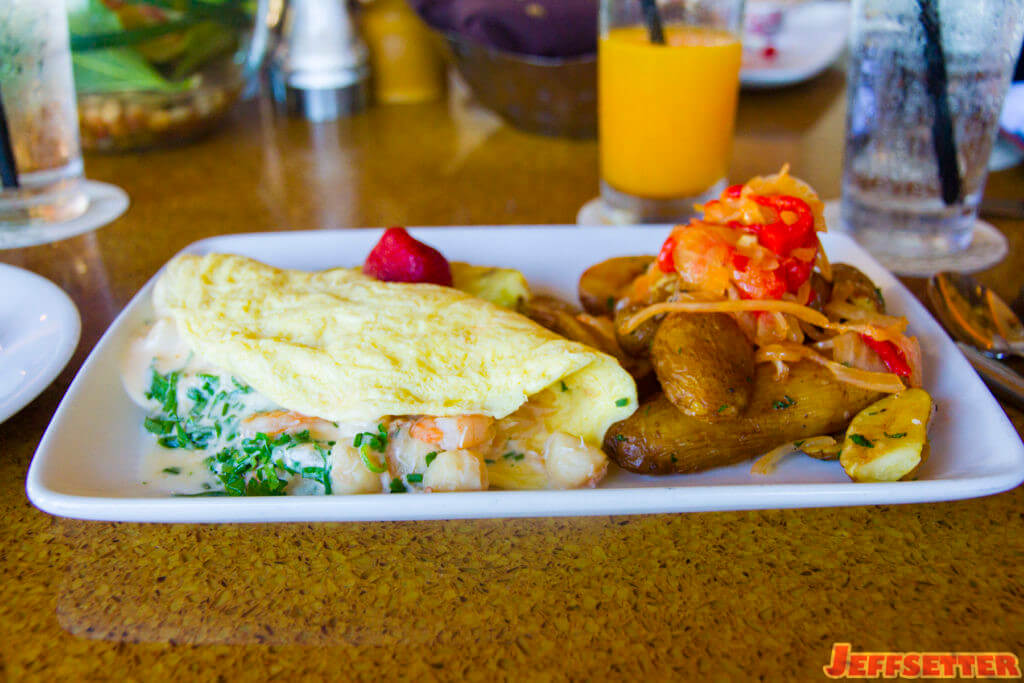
top-left (917, 0), bottom-right (961, 206)
top-left (0, 84), bottom-right (18, 189)
top-left (640, 0), bottom-right (666, 45)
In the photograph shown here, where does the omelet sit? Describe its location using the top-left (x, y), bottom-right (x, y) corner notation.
top-left (124, 253), bottom-right (637, 497)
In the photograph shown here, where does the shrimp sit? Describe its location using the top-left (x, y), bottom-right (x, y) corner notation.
top-left (240, 409), bottom-right (331, 438)
top-left (408, 415), bottom-right (495, 451)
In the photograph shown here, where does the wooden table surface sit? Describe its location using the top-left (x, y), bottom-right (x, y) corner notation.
top-left (2, 69), bottom-right (1023, 680)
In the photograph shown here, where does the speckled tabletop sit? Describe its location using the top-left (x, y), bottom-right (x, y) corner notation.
top-left (1, 69), bottom-right (1022, 680)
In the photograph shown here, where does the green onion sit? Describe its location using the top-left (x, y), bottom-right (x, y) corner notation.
top-left (359, 444), bottom-right (389, 473)
top-left (849, 434), bottom-right (874, 448)
top-left (407, 473), bottom-right (423, 483)
top-left (389, 478), bottom-right (407, 493)
top-left (773, 395), bottom-right (796, 410)
top-left (425, 452), bottom-right (438, 467)
top-left (162, 467), bottom-right (181, 475)
top-left (615, 397), bottom-right (629, 407)
top-left (884, 432), bottom-right (907, 439)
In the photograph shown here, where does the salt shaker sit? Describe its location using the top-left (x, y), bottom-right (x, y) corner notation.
top-left (270, 0), bottom-right (370, 121)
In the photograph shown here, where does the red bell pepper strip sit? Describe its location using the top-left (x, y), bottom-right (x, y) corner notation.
top-left (860, 334), bottom-right (912, 378)
top-left (780, 256), bottom-right (814, 293)
top-left (748, 195), bottom-right (815, 257)
top-left (657, 235), bottom-right (677, 273)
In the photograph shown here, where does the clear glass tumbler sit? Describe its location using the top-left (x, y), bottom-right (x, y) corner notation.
top-left (0, 0), bottom-right (88, 226)
top-left (599, 0), bottom-right (744, 223)
top-left (840, 0), bottom-right (1024, 260)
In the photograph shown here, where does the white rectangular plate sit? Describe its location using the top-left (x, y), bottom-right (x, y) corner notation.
top-left (26, 227), bottom-right (1024, 522)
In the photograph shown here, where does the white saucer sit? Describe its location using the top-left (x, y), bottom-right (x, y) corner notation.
top-left (0, 180), bottom-right (129, 250)
top-left (0, 263), bottom-right (80, 425)
top-left (823, 200), bottom-right (1008, 277)
top-left (740, 1), bottom-right (849, 89)
top-left (576, 197), bottom-right (675, 228)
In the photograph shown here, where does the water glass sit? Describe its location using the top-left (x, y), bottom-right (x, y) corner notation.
top-left (0, 0), bottom-right (88, 227)
top-left (840, 0), bottom-right (1024, 260)
top-left (599, 0), bottom-right (744, 223)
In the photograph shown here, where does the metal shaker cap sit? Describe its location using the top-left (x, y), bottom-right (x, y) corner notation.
top-left (270, 0), bottom-right (370, 121)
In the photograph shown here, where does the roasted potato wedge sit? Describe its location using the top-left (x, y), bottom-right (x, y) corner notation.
top-left (450, 262), bottom-right (531, 310)
top-left (649, 312), bottom-right (754, 418)
top-left (522, 295), bottom-right (652, 382)
top-left (830, 263), bottom-right (884, 312)
top-left (578, 255), bottom-right (655, 316)
top-left (840, 388), bottom-right (933, 482)
top-left (809, 272), bottom-right (831, 312)
top-left (614, 300), bottom-right (660, 357)
top-left (796, 434), bottom-right (842, 460)
top-left (605, 361), bottom-right (883, 474)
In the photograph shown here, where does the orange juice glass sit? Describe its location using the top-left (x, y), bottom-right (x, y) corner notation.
top-left (599, 0), bottom-right (744, 222)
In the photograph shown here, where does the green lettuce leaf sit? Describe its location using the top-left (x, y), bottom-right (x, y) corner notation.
top-left (72, 48), bottom-right (185, 94)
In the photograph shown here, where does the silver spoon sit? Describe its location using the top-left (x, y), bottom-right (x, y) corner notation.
top-left (928, 272), bottom-right (1024, 408)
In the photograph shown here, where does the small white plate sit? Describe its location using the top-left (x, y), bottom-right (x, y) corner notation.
top-left (0, 263), bottom-right (80, 424)
top-left (741, 1), bottom-right (849, 89)
top-left (26, 227), bottom-right (1024, 522)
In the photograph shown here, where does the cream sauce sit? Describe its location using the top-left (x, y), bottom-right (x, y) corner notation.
top-left (123, 317), bottom-right (594, 495)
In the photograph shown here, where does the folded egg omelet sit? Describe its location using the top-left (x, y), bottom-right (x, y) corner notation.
top-left (153, 253), bottom-right (636, 448)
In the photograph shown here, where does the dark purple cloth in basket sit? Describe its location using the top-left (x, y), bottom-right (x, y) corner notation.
top-left (407, 0), bottom-right (597, 58)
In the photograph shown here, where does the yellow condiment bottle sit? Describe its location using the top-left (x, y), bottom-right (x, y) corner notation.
top-left (359, 0), bottom-right (446, 104)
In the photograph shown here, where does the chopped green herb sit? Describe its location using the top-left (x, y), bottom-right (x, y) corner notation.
top-left (425, 451), bottom-right (438, 467)
top-left (773, 395), bottom-right (796, 410)
top-left (606, 296), bottom-right (615, 311)
top-left (484, 459), bottom-right (495, 464)
top-left (717, 404), bottom-right (728, 414)
top-left (614, 434), bottom-right (626, 442)
top-left (670, 455), bottom-right (678, 463)
top-left (407, 473), bottom-right (423, 483)
top-left (353, 424), bottom-right (388, 454)
top-left (875, 287), bottom-right (886, 308)
top-left (794, 440), bottom-right (805, 448)
top-left (389, 478), bottom-right (407, 493)
top-left (884, 432), bottom-right (907, 439)
top-left (144, 416), bottom-right (175, 435)
top-left (615, 397), bottom-right (629, 407)
top-left (141, 367), bottom-right (340, 496)
top-left (231, 377), bottom-right (253, 393)
top-left (502, 451), bottom-right (525, 461)
top-left (560, 380), bottom-right (569, 392)
top-left (849, 434), bottom-right (874, 448)
top-left (359, 444), bottom-right (389, 473)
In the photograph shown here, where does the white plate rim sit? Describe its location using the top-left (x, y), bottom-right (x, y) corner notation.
top-left (0, 263), bottom-right (80, 425)
top-left (25, 226), bottom-right (1024, 522)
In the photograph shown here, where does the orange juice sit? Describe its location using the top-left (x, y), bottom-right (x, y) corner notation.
top-left (599, 26), bottom-right (742, 198)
